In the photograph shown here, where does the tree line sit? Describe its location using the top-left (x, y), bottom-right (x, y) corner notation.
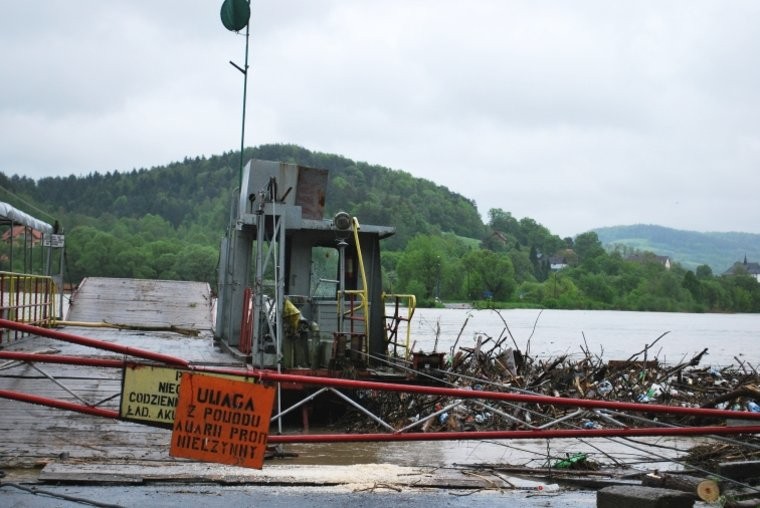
top-left (389, 210), bottom-right (760, 313)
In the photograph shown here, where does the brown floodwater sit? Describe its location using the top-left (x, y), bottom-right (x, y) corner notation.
top-left (277, 433), bottom-right (702, 473)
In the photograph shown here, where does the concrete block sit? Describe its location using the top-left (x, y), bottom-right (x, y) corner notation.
top-left (597, 485), bottom-right (694, 508)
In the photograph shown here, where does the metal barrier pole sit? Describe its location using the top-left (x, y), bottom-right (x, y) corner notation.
top-left (266, 425), bottom-right (760, 444)
top-left (0, 319), bottom-right (189, 367)
top-left (249, 370), bottom-right (760, 422)
top-left (0, 389), bottom-right (119, 419)
top-left (0, 351), bottom-right (125, 368)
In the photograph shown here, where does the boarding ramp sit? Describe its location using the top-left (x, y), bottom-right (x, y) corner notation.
top-left (0, 278), bottom-right (229, 470)
top-left (67, 277), bottom-right (214, 330)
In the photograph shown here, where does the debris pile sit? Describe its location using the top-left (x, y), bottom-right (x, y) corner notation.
top-left (339, 325), bottom-right (760, 434)
top-left (325, 316), bottom-right (760, 505)
top-left (684, 437), bottom-right (760, 470)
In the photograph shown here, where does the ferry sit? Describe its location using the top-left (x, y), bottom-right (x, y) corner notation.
top-left (213, 158), bottom-right (420, 378)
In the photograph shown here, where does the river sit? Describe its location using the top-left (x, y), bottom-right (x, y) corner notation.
top-left (406, 307), bottom-right (760, 367)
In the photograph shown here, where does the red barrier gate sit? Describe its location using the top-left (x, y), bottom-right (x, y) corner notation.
top-left (2, 318), bottom-right (760, 444)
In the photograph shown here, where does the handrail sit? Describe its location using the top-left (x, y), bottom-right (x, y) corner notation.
top-left (349, 217), bottom-right (370, 340)
top-left (382, 293), bottom-right (416, 360)
top-left (0, 271), bottom-right (57, 344)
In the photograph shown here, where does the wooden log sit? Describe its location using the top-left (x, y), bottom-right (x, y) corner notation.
top-left (718, 460), bottom-right (760, 481)
top-left (642, 472), bottom-right (720, 503)
top-left (696, 479), bottom-right (721, 503)
top-left (607, 359), bottom-right (659, 370)
top-left (597, 485), bottom-right (694, 508)
top-left (701, 385), bottom-right (760, 409)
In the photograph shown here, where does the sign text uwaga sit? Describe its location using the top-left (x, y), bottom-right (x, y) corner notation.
top-left (170, 372), bottom-right (275, 469)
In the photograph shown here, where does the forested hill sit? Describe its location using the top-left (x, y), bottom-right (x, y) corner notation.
top-left (3, 145), bottom-right (760, 312)
top-left (4, 144), bottom-right (485, 250)
top-left (594, 224), bottom-right (760, 273)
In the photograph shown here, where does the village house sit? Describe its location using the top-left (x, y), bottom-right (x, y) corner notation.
top-left (1, 225), bottom-right (44, 245)
top-left (549, 255), bottom-right (569, 271)
top-left (723, 255), bottom-right (760, 282)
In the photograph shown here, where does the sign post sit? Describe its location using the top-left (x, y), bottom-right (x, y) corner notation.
top-left (170, 371), bottom-right (275, 469)
top-left (42, 234), bottom-right (65, 248)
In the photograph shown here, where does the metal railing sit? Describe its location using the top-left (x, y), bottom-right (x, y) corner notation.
top-left (0, 271), bottom-right (57, 344)
top-left (383, 293), bottom-right (416, 360)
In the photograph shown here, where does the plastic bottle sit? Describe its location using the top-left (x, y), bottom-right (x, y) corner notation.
top-left (597, 380), bottom-right (613, 396)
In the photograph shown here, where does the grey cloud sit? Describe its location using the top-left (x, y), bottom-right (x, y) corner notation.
top-left (1, 0), bottom-right (758, 236)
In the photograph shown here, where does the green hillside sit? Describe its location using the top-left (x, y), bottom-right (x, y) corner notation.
top-left (5, 144), bottom-right (485, 251)
top-left (593, 224), bottom-right (760, 273)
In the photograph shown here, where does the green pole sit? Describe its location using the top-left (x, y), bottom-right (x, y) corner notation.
top-left (221, 0), bottom-right (253, 188)
top-left (238, 8), bottom-right (250, 189)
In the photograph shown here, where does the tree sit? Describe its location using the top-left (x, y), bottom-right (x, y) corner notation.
top-left (463, 249), bottom-right (516, 301)
top-left (488, 209), bottom-right (520, 238)
top-left (396, 235), bottom-right (447, 301)
top-left (574, 232), bottom-right (606, 261)
top-left (576, 273), bottom-right (615, 307)
top-left (682, 271), bottom-right (702, 302)
top-left (172, 245), bottom-right (219, 282)
top-left (509, 250), bottom-right (536, 283)
top-left (66, 227), bottom-right (130, 280)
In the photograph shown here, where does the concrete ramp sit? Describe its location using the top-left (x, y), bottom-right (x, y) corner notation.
top-left (67, 277), bottom-right (214, 330)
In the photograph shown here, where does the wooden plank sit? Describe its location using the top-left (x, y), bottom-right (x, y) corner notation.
top-left (38, 471), bottom-right (145, 483)
top-left (38, 462), bottom-right (506, 488)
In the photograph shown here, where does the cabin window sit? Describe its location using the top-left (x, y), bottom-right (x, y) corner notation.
top-left (310, 246), bottom-right (339, 298)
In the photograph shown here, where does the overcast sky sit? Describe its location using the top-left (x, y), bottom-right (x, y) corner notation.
top-left (1, 1), bottom-right (758, 238)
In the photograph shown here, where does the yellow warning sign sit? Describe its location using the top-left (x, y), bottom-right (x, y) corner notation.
top-left (170, 372), bottom-right (275, 469)
top-left (120, 364), bottom-right (185, 427)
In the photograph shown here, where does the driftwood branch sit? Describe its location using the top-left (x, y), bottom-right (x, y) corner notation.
top-left (58, 320), bottom-right (200, 336)
top-left (624, 331), bottom-right (670, 363)
top-left (656, 348), bottom-right (709, 383)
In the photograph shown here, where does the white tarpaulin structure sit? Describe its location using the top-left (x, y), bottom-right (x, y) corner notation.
top-left (0, 201), bottom-right (53, 234)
